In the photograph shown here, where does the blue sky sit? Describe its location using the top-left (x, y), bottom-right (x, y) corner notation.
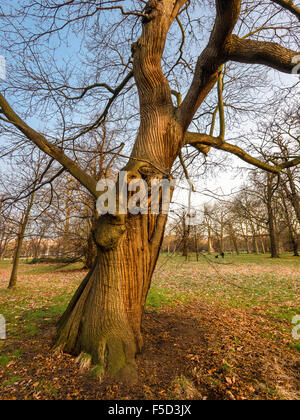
top-left (0, 1), bottom-right (299, 207)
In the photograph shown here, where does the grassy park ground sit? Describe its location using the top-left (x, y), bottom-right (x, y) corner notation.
top-left (0, 253), bottom-right (299, 400)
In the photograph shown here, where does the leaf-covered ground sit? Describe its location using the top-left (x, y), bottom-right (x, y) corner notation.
top-left (0, 254), bottom-right (299, 400)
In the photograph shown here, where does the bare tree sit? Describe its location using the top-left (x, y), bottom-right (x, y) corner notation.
top-left (0, 0), bottom-right (299, 380)
top-left (8, 187), bottom-right (36, 289)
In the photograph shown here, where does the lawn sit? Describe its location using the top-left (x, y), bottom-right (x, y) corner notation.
top-left (0, 254), bottom-right (299, 400)
top-left (153, 253), bottom-right (300, 318)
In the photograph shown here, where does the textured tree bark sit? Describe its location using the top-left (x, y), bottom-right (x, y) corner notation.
top-left (83, 231), bottom-right (97, 269)
top-left (55, 209), bottom-right (167, 381)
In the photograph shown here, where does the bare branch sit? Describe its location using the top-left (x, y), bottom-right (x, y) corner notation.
top-left (178, 0), bottom-right (242, 128)
top-left (0, 94), bottom-right (98, 198)
top-left (270, 0), bottom-right (300, 21)
top-left (225, 35), bottom-right (300, 73)
top-left (185, 132), bottom-right (300, 174)
top-left (217, 66), bottom-right (225, 141)
top-left (56, 71), bottom-right (134, 101)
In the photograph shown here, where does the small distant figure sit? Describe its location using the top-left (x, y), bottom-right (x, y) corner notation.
top-left (215, 252), bottom-right (225, 259)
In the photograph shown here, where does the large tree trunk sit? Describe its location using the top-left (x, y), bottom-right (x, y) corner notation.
top-left (53, 0), bottom-right (219, 381)
top-left (55, 212), bottom-right (166, 381)
top-left (54, 11), bottom-right (182, 374)
top-left (54, 77), bottom-right (180, 379)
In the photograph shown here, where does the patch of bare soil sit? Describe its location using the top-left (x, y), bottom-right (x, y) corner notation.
top-left (0, 300), bottom-right (299, 400)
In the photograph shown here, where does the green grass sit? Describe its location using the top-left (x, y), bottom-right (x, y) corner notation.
top-left (0, 355), bottom-right (11, 367)
top-left (23, 261), bottom-right (84, 275)
top-left (152, 252), bottom-right (300, 353)
top-left (290, 342), bottom-right (300, 352)
top-left (0, 260), bottom-right (13, 270)
top-left (146, 286), bottom-right (190, 311)
top-left (0, 253), bottom-right (299, 360)
top-left (154, 253), bottom-right (300, 316)
top-left (0, 258), bottom-right (83, 275)
top-left (159, 252), bottom-right (300, 267)
top-left (0, 349), bottom-right (24, 367)
top-left (0, 260), bottom-right (82, 348)
top-left (2, 376), bottom-right (20, 388)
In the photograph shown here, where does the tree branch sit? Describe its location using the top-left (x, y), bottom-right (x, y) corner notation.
top-left (185, 132), bottom-right (300, 174)
top-left (56, 71), bottom-right (134, 101)
top-left (225, 35), bottom-right (300, 73)
top-left (178, 0), bottom-right (242, 128)
top-left (0, 94), bottom-right (98, 198)
top-left (270, 0), bottom-right (300, 21)
top-left (217, 66), bottom-right (225, 140)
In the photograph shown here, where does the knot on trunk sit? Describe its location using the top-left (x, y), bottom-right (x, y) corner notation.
top-left (93, 214), bottom-right (126, 251)
top-left (143, 0), bottom-right (162, 21)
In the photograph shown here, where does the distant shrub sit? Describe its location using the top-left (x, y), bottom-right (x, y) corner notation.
top-left (28, 256), bottom-right (82, 265)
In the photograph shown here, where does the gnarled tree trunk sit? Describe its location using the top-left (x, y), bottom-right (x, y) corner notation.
top-left (55, 0), bottom-right (186, 380)
top-left (55, 118), bottom-right (180, 380)
top-left (55, 211), bottom-right (166, 381)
